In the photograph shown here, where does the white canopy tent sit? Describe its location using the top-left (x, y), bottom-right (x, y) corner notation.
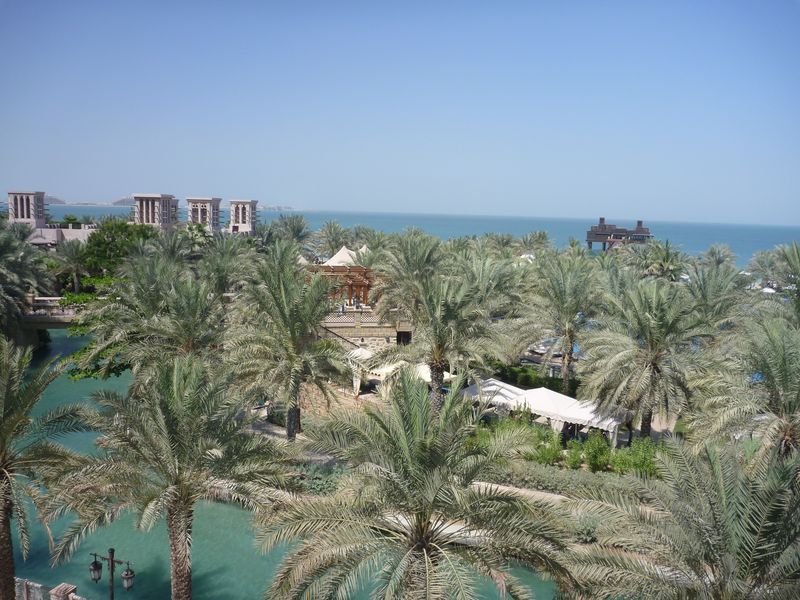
top-left (462, 378), bottom-right (623, 444)
top-left (461, 378), bottom-right (527, 411)
top-left (523, 387), bottom-right (622, 445)
top-left (323, 246), bottom-right (358, 267)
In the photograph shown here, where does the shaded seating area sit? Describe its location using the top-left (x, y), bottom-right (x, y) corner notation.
top-left (463, 378), bottom-right (623, 446)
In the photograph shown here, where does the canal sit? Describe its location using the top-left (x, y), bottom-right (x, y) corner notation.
top-left (14, 330), bottom-right (555, 599)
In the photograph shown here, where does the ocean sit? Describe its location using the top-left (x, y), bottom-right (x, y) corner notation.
top-left (9, 203), bottom-right (800, 266)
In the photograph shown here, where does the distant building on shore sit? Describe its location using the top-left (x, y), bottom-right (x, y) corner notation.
top-left (6, 191), bottom-right (95, 246)
top-left (132, 193), bottom-right (179, 230)
top-left (586, 217), bottom-right (653, 250)
top-left (186, 197), bottom-right (222, 231)
top-left (228, 199), bottom-right (258, 234)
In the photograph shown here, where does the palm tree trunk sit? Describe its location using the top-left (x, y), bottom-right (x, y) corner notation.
top-left (561, 334), bottom-right (573, 395)
top-left (0, 494), bottom-right (16, 600)
top-left (640, 408), bottom-right (653, 440)
top-left (429, 360), bottom-right (446, 411)
top-left (72, 272), bottom-right (80, 294)
top-left (166, 505), bottom-right (193, 600)
top-left (286, 406), bottom-right (301, 441)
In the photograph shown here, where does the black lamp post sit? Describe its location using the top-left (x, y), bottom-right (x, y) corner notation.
top-left (88, 548), bottom-right (135, 599)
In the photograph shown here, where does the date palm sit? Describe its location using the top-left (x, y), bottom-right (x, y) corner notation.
top-left (226, 240), bottom-right (346, 440)
top-left (777, 241), bottom-right (800, 325)
top-left (689, 318), bottom-right (800, 458)
top-left (684, 262), bottom-right (744, 333)
top-left (274, 214), bottom-right (312, 246)
top-left (43, 356), bottom-right (291, 600)
top-left (579, 279), bottom-right (709, 438)
top-left (79, 257), bottom-right (226, 376)
top-left (197, 234), bottom-right (254, 294)
top-left (530, 252), bottom-right (600, 394)
top-left (0, 337), bottom-right (90, 600)
top-left (315, 220), bottom-right (352, 260)
top-left (0, 222), bottom-right (51, 337)
top-left (257, 372), bottom-right (574, 599)
top-left (568, 438), bottom-right (800, 599)
top-left (54, 239), bottom-right (88, 293)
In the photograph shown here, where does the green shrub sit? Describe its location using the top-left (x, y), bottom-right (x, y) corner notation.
top-left (573, 515), bottom-right (600, 544)
top-left (629, 437), bottom-right (658, 477)
top-left (565, 439), bottom-right (583, 470)
top-left (488, 460), bottom-right (642, 500)
top-left (610, 447), bottom-right (633, 474)
top-left (293, 462), bottom-right (345, 495)
top-left (533, 431), bottom-right (563, 466)
top-left (584, 431), bottom-right (611, 473)
top-left (59, 292), bottom-right (95, 307)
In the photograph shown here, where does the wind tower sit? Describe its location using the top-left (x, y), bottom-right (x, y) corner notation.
top-left (228, 199), bottom-right (258, 234)
top-left (132, 193), bottom-right (179, 230)
top-left (7, 191), bottom-right (46, 228)
top-left (186, 197), bottom-right (221, 231)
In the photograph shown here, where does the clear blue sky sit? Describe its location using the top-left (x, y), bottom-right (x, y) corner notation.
top-left (1, 1), bottom-right (798, 225)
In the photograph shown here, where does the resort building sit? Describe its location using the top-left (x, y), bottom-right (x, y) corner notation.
top-left (186, 197), bottom-right (222, 231)
top-left (228, 199), bottom-right (258, 234)
top-left (586, 217), bottom-right (653, 250)
top-left (132, 193), bottom-right (179, 230)
top-left (6, 191), bottom-right (96, 247)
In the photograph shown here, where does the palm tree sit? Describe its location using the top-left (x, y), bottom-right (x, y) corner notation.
top-left (697, 243), bottom-right (736, 268)
top-left (274, 214), bottom-right (312, 246)
top-left (530, 252), bottom-right (600, 394)
top-left (315, 220), bottom-right (352, 260)
top-left (54, 239), bottom-right (88, 293)
top-left (518, 231), bottom-right (551, 255)
top-left (683, 262), bottom-right (744, 332)
top-left (0, 337), bottom-right (90, 599)
top-left (0, 222), bottom-right (51, 337)
top-left (78, 257), bottom-right (226, 376)
top-left (226, 241), bottom-right (346, 440)
top-left (579, 279), bottom-right (709, 438)
top-left (568, 438), bottom-right (800, 599)
top-left (43, 357), bottom-right (291, 600)
top-left (748, 248), bottom-right (781, 288)
top-left (689, 318), bottom-right (800, 458)
top-left (385, 277), bottom-right (492, 407)
top-left (197, 234), bottom-right (254, 295)
top-left (257, 372), bottom-right (574, 599)
top-left (623, 240), bottom-right (688, 281)
top-left (777, 241), bottom-right (800, 324)
top-left (373, 230), bottom-right (443, 315)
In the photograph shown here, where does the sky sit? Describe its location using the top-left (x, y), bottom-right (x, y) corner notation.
top-left (0, 1), bottom-right (798, 225)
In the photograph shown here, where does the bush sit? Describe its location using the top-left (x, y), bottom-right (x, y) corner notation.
top-left (565, 439), bottom-right (583, 470)
top-left (610, 447), bottom-right (633, 474)
top-left (533, 431), bottom-right (563, 466)
top-left (488, 460), bottom-right (641, 499)
top-left (293, 462), bottom-right (345, 495)
top-left (574, 515), bottom-right (600, 544)
top-left (629, 437), bottom-right (658, 477)
top-left (584, 431), bottom-right (610, 473)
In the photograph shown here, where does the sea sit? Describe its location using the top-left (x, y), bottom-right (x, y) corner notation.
top-left (9, 203), bottom-right (800, 266)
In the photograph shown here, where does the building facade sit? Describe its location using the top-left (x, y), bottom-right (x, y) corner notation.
top-left (8, 191), bottom-right (46, 228)
top-left (186, 197), bottom-right (222, 231)
top-left (6, 191), bottom-right (95, 246)
top-left (133, 193), bottom-right (179, 230)
top-left (228, 199), bottom-right (258, 234)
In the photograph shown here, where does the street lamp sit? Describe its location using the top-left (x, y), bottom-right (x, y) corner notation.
top-left (88, 548), bottom-right (136, 599)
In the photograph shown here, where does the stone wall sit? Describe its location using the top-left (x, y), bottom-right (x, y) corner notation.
top-left (321, 310), bottom-right (411, 352)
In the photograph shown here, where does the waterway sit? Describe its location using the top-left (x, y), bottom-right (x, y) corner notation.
top-left (14, 330), bottom-right (556, 599)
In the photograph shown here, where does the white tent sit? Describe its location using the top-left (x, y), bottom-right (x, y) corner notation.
top-left (523, 387), bottom-right (622, 444)
top-left (323, 246), bottom-right (358, 267)
top-left (462, 378), bottom-right (526, 411)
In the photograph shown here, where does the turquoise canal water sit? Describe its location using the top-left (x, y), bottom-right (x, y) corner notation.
top-left (12, 203), bottom-right (800, 266)
top-left (14, 330), bottom-right (556, 599)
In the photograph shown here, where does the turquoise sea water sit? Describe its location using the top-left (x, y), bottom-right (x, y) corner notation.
top-left (17, 204), bottom-right (800, 266)
top-left (15, 331), bottom-right (555, 600)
